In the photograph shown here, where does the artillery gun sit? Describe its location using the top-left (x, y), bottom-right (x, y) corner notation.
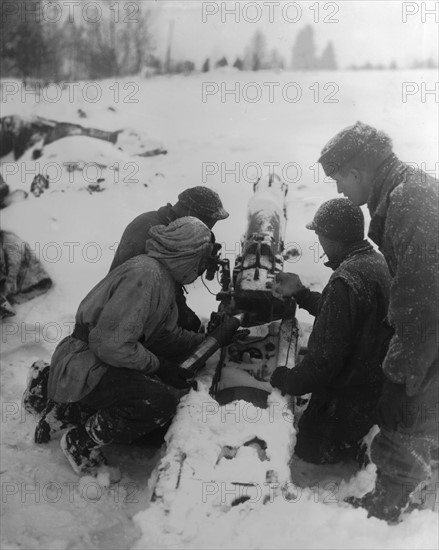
top-left (141, 174), bottom-right (302, 540)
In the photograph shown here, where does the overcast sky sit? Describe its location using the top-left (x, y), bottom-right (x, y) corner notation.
top-left (150, 0), bottom-right (438, 68)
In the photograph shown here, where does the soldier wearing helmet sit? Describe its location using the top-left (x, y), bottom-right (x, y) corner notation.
top-left (271, 198), bottom-right (392, 469)
top-left (109, 186), bottom-right (229, 332)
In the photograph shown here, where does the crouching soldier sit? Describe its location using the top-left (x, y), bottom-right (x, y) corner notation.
top-left (23, 217), bottom-right (222, 476)
top-left (270, 198), bottom-right (392, 466)
top-left (110, 186), bottom-right (229, 332)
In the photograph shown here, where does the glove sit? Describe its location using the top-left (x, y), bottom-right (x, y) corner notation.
top-left (156, 358), bottom-right (197, 391)
top-left (270, 366), bottom-right (291, 396)
top-left (269, 273), bottom-right (306, 300)
top-left (232, 329), bottom-right (251, 342)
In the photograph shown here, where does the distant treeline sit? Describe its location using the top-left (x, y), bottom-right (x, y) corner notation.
top-left (0, 0), bottom-right (437, 80)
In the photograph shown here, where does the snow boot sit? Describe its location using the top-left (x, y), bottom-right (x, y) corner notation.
top-left (345, 472), bottom-right (412, 523)
top-left (350, 439), bottom-right (371, 469)
top-left (35, 401), bottom-right (94, 444)
top-left (22, 360), bottom-right (50, 416)
top-left (60, 426), bottom-right (107, 476)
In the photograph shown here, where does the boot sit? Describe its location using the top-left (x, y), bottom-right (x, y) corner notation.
top-left (60, 426), bottom-right (107, 476)
top-left (22, 360), bottom-right (50, 416)
top-left (34, 401), bottom-right (93, 444)
top-left (351, 439), bottom-right (371, 469)
top-left (346, 472), bottom-right (412, 523)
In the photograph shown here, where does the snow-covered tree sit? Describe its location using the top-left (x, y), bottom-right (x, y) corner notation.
top-left (233, 57), bottom-right (244, 70)
top-left (215, 57), bottom-right (228, 68)
top-left (291, 25), bottom-right (317, 70)
top-left (202, 58), bottom-right (210, 73)
top-left (268, 49), bottom-right (285, 71)
top-left (245, 29), bottom-right (268, 71)
top-left (319, 41), bottom-right (337, 70)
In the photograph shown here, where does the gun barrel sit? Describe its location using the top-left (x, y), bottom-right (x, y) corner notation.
top-left (230, 173), bottom-right (291, 324)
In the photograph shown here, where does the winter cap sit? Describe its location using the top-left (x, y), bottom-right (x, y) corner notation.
top-left (178, 187), bottom-right (229, 221)
top-left (145, 216), bottom-right (213, 285)
top-left (318, 121), bottom-right (393, 177)
top-left (306, 198), bottom-right (364, 243)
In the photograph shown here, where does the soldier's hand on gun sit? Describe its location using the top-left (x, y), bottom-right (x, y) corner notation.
top-left (156, 358), bottom-right (197, 391)
top-left (268, 273), bottom-right (306, 299)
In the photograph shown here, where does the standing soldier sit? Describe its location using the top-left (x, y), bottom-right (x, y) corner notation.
top-left (318, 121), bottom-right (438, 522)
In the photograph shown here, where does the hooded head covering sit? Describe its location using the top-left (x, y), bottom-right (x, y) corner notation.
top-left (145, 217), bottom-right (213, 285)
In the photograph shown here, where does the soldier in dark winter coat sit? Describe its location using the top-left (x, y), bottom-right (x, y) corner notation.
top-left (270, 198), bottom-right (391, 465)
top-left (318, 121), bottom-right (439, 523)
top-left (109, 186), bottom-right (229, 332)
top-left (24, 217), bottom-right (225, 476)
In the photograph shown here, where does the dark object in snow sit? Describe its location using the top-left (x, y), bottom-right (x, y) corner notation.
top-left (0, 115), bottom-right (121, 159)
top-left (86, 183), bottom-right (105, 194)
top-left (44, 122), bottom-right (120, 146)
top-left (0, 174), bottom-right (10, 208)
top-left (108, 106), bottom-right (116, 112)
top-left (137, 147), bottom-right (167, 157)
top-left (1, 115), bottom-right (168, 161)
top-left (0, 230), bottom-right (53, 308)
top-left (0, 115), bottom-right (54, 159)
top-left (77, 109), bottom-right (87, 118)
top-left (30, 174), bottom-right (49, 197)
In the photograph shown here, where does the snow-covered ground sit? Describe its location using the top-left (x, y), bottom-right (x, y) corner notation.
top-left (1, 69), bottom-right (438, 549)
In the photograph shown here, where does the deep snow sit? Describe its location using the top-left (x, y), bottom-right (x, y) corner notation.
top-left (1, 69), bottom-right (438, 549)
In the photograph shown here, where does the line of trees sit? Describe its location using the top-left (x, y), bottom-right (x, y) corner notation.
top-left (1, 1), bottom-right (437, 80)
top-left (202, 26), bottom-right (337, 73)
top-left (0, 0), bottom-right (155, 80)
top-left (202, 26), bottom-right (437, 74)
